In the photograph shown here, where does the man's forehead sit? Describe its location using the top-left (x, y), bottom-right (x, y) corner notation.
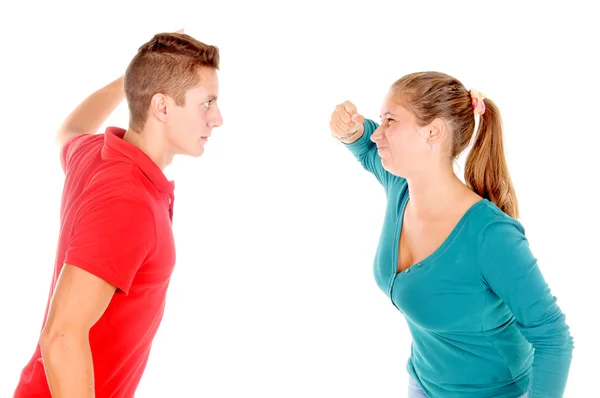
top-left (187, 84), bottom-right (217, 98)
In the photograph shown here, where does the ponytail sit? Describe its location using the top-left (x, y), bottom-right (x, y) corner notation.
top-left (464, 99), bottom-right (519, 218)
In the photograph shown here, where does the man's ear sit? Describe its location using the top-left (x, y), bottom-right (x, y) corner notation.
top-left (150, 93), bottom-right (169, 123)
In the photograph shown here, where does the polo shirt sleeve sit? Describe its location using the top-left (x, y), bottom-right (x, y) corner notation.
top-left (479, 218), bottom-right (574, 397)
top-left (60, 134), bottom-right (93, 173)
top-left (342, 119), bottom-right (398, 190)
top-left (64, 196), bottom-right (156, 295)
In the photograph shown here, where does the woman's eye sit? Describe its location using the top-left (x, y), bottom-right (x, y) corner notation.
top-left (379, 115), bottom-right (395, 125)
top-left (203, 101), bottom-right (211, 109)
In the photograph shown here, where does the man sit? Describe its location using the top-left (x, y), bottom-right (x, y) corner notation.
top-left (14, 29), bottom-right (223, 397)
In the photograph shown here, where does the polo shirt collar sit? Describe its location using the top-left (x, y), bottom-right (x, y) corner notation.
top-left (101, 127), bottom-right (174, 194)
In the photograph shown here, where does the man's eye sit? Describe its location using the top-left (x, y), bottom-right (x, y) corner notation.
top-left (203, 101), bottom-right (211, 109)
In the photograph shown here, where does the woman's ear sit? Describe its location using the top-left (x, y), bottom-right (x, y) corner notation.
top-left (426, 118), bottom-right (448, 150)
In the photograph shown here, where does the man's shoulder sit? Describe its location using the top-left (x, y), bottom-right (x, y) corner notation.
top-left (75, 162), bottom-right (162, 220)
top-left (61, 133), bottom-right (104, 170)
top-left (63, 132), bottom-right (104, 151)
top-left (71, 179), bottom-right (155, 234)
top-left (83, 165), bottom-right (148, 200)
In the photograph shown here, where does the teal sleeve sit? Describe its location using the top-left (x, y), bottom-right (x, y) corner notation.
top-left (479, 219), bottom-right (574, 397)
top-left (343, 119), bottom-right (397, 189)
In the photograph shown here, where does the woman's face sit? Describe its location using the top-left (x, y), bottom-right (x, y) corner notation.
top-left (371, 89), bottom-right (434, 178)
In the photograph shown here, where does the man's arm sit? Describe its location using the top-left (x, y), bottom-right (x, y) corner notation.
top-left (56, 76), bottom-right (125, 151)
top-left (39, 264), bottom-right (116, 398)
top-left (38, 194), bottom-right (155, 396)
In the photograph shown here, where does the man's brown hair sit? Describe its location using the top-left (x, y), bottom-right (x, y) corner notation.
top-left (124, 32), bottom-right (219, 132)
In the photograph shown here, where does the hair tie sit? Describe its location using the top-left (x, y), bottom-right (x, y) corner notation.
top-left (469, 89), bottom-right (486, 116)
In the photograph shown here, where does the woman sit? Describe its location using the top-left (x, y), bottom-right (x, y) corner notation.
top-left (329, 72), bottom-right (573, 397)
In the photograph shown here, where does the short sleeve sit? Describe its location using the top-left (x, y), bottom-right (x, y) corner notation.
top-left (479, 218), bottom-right (573, 397)
top-left (60, 134), bottom-right (93, 173)
top-left (64, 196), bottom-right (156, 295)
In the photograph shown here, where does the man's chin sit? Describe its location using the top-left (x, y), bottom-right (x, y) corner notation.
top-left (191, 146), bottom-right (205, 158)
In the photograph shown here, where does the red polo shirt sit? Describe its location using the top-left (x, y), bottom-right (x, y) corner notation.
top-left (14, 127), bottom-right (177, 398)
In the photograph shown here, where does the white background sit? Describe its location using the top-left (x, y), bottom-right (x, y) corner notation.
top-left (1, 0), bottom-right (598, 396)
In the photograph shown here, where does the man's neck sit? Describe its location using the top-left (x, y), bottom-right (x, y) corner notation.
top-left (123, 127), bottom-right (174, 170)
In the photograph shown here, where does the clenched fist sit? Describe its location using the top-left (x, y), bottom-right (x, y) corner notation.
top-left (329, 100), bottom-right (365, 143)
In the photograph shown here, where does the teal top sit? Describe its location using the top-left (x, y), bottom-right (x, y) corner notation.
top-left (344, 119), bottom-right (574, 397)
